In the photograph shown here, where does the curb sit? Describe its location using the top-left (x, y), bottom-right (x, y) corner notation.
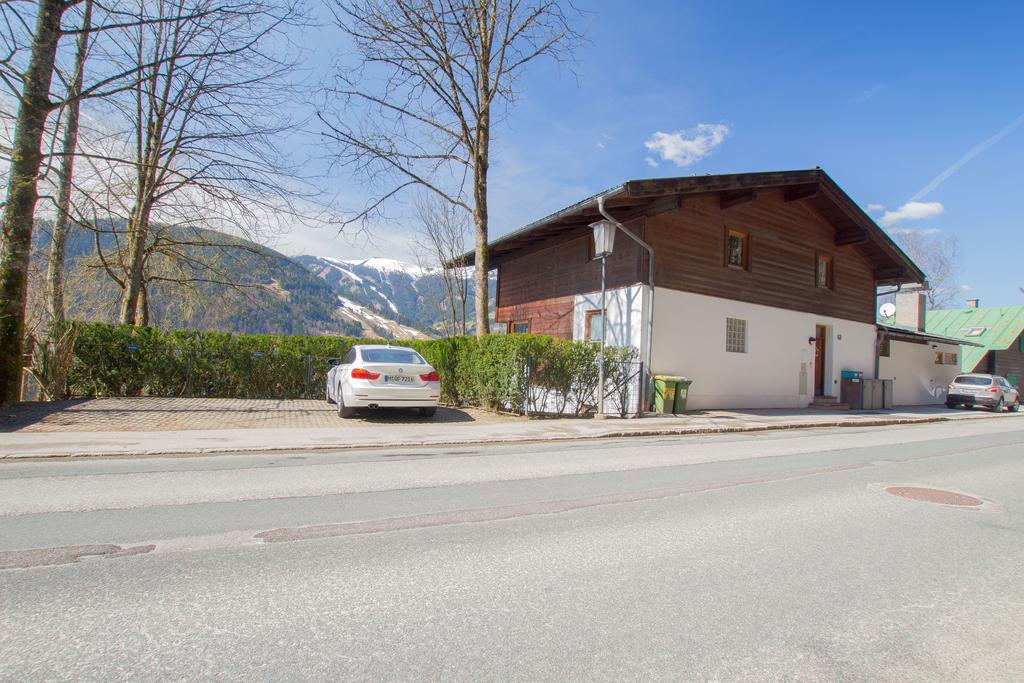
top-left (1, 411), bottom-right (1012, 460)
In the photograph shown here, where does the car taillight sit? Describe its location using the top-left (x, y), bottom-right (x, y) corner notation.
top-left (351, 367), bottom-right (380, 380)
top-left (420, 371), bottom-right (439, 382)
top-left (987, 387), bottom-right (999, 393)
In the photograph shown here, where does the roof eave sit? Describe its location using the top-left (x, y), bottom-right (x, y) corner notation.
top-left (878, 324), bottom-right (984, 347)
top-left (454, 184), bottom-right (627, 267)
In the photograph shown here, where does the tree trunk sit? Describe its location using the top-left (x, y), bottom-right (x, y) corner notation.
top-left (472, 177), bottom-right (489, 336)
top-left (119, 204), bottom-right (153, 324)
top-left (47, 0), bottom-right (93, 327)
top-left (0, 0), bottom-right (69, 404)
top-left (472, 98), bottom-right (491, 336)
top-left (136, 282), bottom-right (149, 326)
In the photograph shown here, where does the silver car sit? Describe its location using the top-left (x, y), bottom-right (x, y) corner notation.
top-left (326, 345), bottom-right (440, 418)
top-left (945, 373), bottom-right (1020, 412)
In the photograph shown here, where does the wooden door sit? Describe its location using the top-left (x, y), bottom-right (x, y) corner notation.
top-left (814, 325), bottom-right (827, 396)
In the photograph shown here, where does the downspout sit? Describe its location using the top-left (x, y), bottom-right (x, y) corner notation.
top-left (597, 195), bottom-right (655, 407)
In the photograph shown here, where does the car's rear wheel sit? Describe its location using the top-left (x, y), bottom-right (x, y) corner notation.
top-left (418, 407), bottom-right (437, 418)
top-left (945, 401), bottom-right (955, 409)
top-left (1012, 400), bottom-right (1021, 413)
top-left (337, 388), bottom-right (356, 418)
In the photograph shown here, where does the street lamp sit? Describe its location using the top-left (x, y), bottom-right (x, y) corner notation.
top-left (591, 219), bottom-right (615, 416)
top-left (591, 218), bottom-right (616, 258)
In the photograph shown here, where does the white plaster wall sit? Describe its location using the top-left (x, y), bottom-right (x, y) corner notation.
top-left (879, 340), bottom-right (961, 405)
top-left (569, 285), bottom-right (647, 414)
top-left (572, 285), bottom-right (646, 351)
top-left (650, 288), bottom-right (877, 410)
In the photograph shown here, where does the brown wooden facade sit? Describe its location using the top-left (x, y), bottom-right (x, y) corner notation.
top-left (491, 171), bottom-right (920, 335)
top-left (976, 331), bottom-right (1024, 386)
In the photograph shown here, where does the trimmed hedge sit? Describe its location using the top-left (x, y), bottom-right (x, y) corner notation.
top-left (59, 322), bottom-right (638, 414)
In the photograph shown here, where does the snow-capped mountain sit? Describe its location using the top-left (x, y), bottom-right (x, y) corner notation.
top-left (296, 255), bottom-right (495, 337)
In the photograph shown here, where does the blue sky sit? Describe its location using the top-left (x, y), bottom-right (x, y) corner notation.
top-left (289, 0), bottom-right (1024, 308)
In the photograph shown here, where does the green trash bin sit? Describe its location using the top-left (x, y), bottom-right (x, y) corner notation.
top-left (653, 375), bottom-right (686, 413)
top-left (673, 377), bottom-right (693, 413)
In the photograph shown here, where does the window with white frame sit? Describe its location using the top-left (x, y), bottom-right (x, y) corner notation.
top-left (726, 317), bottom-right (747, 353)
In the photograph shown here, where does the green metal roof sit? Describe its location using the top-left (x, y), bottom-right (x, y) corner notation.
top-left (924, 305), bottom-right (1024, 371)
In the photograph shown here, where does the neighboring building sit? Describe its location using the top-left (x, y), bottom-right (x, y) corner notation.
top-left (464, 169), bottom-right (926, 410)
top-left (925, 302), bottom-right (1024, 387)
top-left (877, 288), bottom-right (981, 406)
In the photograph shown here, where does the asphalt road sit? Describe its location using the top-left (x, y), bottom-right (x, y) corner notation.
top-left (2, 418), bottom-right (1023, 680)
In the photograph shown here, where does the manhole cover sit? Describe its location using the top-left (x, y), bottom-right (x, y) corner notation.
top-left (884, 486), bottom-right (983, 507)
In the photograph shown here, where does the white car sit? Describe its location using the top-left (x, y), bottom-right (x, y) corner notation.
top-left (326, 345), bottom-right (440, 418)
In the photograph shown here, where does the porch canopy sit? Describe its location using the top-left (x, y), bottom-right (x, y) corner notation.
top-left (458, 168), bottom-right (926, 286)
top-left (878, 324), bottom-right (983, 348)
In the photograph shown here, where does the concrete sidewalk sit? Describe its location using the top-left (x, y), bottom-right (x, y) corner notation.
top-left (1, 397), bottom-right (1019, 459)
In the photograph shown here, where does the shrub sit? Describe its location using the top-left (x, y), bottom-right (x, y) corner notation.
top-left (61, 321), bottom-right (639, 414)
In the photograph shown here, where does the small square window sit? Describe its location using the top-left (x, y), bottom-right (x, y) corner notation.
top-left (945, 352), bottom-right (958, 365)
top-left (724, 229), bottom-right (749, 270)
top-left (816, 254), bottom-right (833, 289)
top-left (879, 337), bottom-right (891, 357)
top-left (508, 320), bottom-right (530, 334)
top-left (726, 317), bottom-right (747, 353)
top-left (584, 310), bottom-right (604, 343)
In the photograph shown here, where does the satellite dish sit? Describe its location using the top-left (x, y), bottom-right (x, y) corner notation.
top-left (879, 302), bottom-right (896, 318)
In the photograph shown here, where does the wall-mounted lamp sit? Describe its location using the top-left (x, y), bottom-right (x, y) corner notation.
top-left (808, 336), bottom-right (817, 345)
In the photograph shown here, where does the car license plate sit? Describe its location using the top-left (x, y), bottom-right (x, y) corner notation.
top-left (385, 375), bottom-right (414, 384)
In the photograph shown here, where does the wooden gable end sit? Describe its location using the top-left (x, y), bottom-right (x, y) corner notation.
top-left (495, 219), bottom-right (647, 337)
top-left (647, 189), bottom-right (877, 324)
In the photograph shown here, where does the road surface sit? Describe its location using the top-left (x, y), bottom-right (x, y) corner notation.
top-left (2, 417), bottom-right (1023, 680)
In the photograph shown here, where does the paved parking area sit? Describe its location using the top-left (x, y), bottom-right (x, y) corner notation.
top-left (0, 398), bottom-right (520, 433)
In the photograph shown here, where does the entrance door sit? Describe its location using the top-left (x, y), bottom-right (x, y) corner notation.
top-left (814, 325), bottom-right (827, 396)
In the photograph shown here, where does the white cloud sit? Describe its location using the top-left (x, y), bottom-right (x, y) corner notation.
top-left (643, 123), bottom-right (729, 168)
top-left (596, 141), bottom-right (605, 151)
top-left (644, 157), bottom-right (659, 168)
top-left (866, 203), bottom-right (885, 213)
top-left (879, 201), bottom-right (944, 227)
top-left (887, 226), bottom-right (942, 236)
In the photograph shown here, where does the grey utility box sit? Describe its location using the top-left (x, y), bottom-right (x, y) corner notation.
top-left (862, 378), bottom-right (893, 410)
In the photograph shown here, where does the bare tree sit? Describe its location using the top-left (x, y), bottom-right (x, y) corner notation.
top-left (73, 0), bottom-right (307, 325)
top-left (413, 192), bottom-right (470, 336)
top-left (0, 0), bottom-right (261, 401)
top-left (45, 0), bottom-right (93, 328)
top-left (0, 0), bottom-right (81, 403)
top-left (320, 0), bottom-right (580, 337)
top-left (891, 229), bottom-right (960, 309)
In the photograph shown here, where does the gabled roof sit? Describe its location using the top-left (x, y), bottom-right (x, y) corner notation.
top-left (925, 305), bottom-right (1024, 370)
top-left (462, 168), bottom-right (925, 285)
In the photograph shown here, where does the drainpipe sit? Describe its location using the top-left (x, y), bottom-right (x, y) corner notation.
top-left (597, 195), bottom-right (655, 408)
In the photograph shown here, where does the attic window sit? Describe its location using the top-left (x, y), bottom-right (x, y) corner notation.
top-left (815, 254), bottom-right (834, 289)
top-left (724, 229), bottom-right (749, 270)
top-left (962, 327), bottom-right (986, 337)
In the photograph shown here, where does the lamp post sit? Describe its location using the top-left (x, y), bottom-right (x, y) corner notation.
top-left (590, 219), bottom-right (616, 416)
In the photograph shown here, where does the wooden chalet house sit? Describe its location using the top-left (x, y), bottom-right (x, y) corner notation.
top-left (463, 169), bottom-right (927, 410)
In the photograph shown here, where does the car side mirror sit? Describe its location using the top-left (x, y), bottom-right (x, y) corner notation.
top-left (327, 357), bottom-right (342, 367)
